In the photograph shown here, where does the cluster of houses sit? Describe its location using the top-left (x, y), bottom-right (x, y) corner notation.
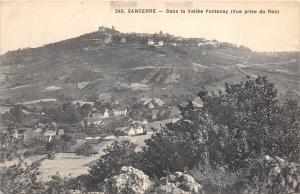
top-left (12, 122), bottom-right (65, 144)
top-left (86, 107), bottom-right (128, 126)
top-left (97, 25), bottom-right (220, 48)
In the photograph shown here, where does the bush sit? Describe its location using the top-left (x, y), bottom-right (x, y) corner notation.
top-left (0, 158), bottom-right (44, 194)
top-left (141, 104), bottom-right (225, 177)
top-left (192, 165), bottom-right (241, 194)
top-left (141, 76), bottom-right (300, 178)
top-left (240, 155), bottom-right (300, 194)
top-left (44, 173), bottom-right (87, 194)
top-left (88, 140), bottom-right (142, 190)
top-left (199, 76), bottom-right (300, 169)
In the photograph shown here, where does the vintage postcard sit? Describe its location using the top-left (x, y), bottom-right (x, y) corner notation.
top-left (0, 1), bottom-right (299, 194)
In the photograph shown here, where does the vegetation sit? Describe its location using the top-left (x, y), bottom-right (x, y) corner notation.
top-left (0, 76), bottom-right (299, 194)
top-left (140, 76), bottom-right (300, 177)
top-left (87, 76), bottom-right (299, 193)
top-left (88, 140), bottom-right (142, 189)
top-left (75, 143), bottom-right (97, 157)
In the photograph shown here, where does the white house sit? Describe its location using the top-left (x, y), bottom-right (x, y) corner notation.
top-left (102, 109), bottom-right (110, 118)
top-left (127, 128), bottom-right (136, 136)
top-left (113, 108), bottom-right (127, 116)
top-left (148, 102), bottom-right (155, 109)
top-left (198, 42), bottom-right (205, 47)
top-left (157, 40), bottom-right (164, 47)
top-left (125, 124), bottom-right (145, 136)
top-left (148, 38), bottom-right (154, 46)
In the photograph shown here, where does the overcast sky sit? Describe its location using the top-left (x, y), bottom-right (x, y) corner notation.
top-left (0, 1), bottom-right (299, 54)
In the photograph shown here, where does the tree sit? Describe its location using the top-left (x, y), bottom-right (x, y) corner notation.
top-left (80, 103), bottom-right (93, 118)
top-left (142, 102), bottom-right (225, 177)
top-left (140, 76), bottom-right (300, 177)
top-left (4, 105), bottom-right (25, 124)
top-left (0, 125), bottom-right (22, 161)
top-left (88, 140), bottom-right (141, 189)
top-left (199, 76), bottom-right (300, 169)
top-left (0, 158), bottom-right (45, 194)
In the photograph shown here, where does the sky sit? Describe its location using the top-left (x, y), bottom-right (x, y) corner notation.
top-left (0, 1), bottom-right (299, 54)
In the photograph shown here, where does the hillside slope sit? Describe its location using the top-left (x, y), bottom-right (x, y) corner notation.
top-left (0, 29), bottom-right (299, 105)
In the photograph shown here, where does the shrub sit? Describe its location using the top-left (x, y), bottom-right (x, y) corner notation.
top-left (141, 103), bottom-right (225, 177)
top-left (240, 155), bottom-right (300, 194)
top-left (141, 76), bottom-right (300, 178)
top-left (44, 173), bottom-right (87, 194)
top-left (199, 76), bottom-right (300, 169)
top-left (88, 140), bottom-right (142, 190)
top-left (0, 158), bottom-right (44, 194)
top-left (192, 165), bottom-right (241, 194)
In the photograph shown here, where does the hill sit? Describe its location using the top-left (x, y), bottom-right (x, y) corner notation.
top-left (0, 27), bottom-right (299, 107)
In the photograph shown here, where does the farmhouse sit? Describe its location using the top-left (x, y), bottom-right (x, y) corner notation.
top-left (117, 123), bottom-right (145, 136)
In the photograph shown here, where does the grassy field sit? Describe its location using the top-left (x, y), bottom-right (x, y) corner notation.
top-left (0, 133), bottom-right (153, 181)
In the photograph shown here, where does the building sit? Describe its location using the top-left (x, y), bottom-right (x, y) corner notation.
top-left (157, 40), bottom-right (164, 47)
top-left (119, 123), bottom-right (145, 136)
top-left (169, 43), bottom-right (178, 47)
top-left (198, 42), bottom-right (205, 47)
top-left (121, 36), bottom-right (126, 43)
top-left (57, 129), bottom-right (65, 138)
top-left (142, 97), bottom-right (165, 108)
top-left (148, 38), bottom-right (154, 46)
top-left (102, 109), bottom-right (110, 118)
top-left (99, 26), bottom-right (106, 32)
top-left (44, 130), bottom-right (57, 142)
top-left (104, 34), bottom-right (112, 44)
top-left (113, 108), bottom-right (128, 116)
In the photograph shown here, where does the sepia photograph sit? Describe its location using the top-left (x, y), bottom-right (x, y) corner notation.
top-left (0, 0), bottom-right (299, 193)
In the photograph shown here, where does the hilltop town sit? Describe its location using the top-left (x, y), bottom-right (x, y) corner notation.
top-left (94, 25), bottom-right (235, 49)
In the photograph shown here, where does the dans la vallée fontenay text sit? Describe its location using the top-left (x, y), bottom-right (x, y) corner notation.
top-left (115, 8), bottom-right (280, 15)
